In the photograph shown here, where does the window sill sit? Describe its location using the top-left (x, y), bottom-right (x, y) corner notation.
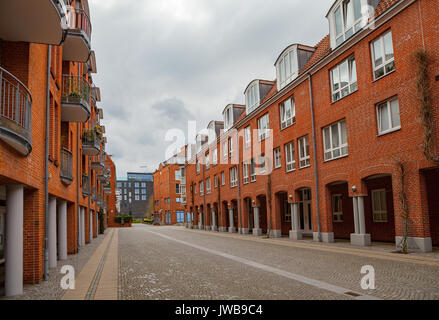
top-left (286, 168), bottom-right (296, 173)
top-left (280, 121), bottom-right (296, 132)
top-left (372, 69), bottom-right (396, 83)
top-left (323, 154), bottom-right (349, 163)
top-left (377, 127), bottom-right (401, 137)
top-left (299, 165), bottom-right (311, 170)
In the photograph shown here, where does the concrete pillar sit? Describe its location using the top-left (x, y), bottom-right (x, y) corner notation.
top-left (198, 211), bottom-right (203, 230)
top-left (81, 207), bottom-right (86, 246)
top-left (350, 196), bottom-right (371, 246)
top-left (228, 209), bottom-right (236, 233)
top-left (252, 206), bottom-right (262, 236)
top-left (5, 185), bottom-right (24, 297)
top-left (89, 210), bottom-right (93, 243)
top-left (48, 197), bottom-right (57, 269)
top-left (289, 203), bottom-right (302, 240)
top-left (212, 211), bottom-right (217, 231)
top-left (58, 200), bottom-right (68, 261)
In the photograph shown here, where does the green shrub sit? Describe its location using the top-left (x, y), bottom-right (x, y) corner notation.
top-left (114, 215), bottom-right (133, 223)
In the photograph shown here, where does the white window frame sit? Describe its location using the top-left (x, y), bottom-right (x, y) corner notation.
top-left (246, 81), bottom-right (260, 115)
top-left (228, 138), bottom-right (233, 158)
top-left (244, 126), bottom-right (251, 149)
top-left (371, 30), bottom-right (395, 80)
top-left (221, 171), bottom-right (225, 186)
top-left (371, 189), bottom-right (388, 222)
top-left (206, 178), bottom-right (211, 194)
top-left (223, 141), bottom-right (228, 160)
top-left (277, 48), bottom-right (298, 90)
top-left (258, 113), bottom-right (270, 142)
top-left (243, 161), bottom-right (249, 184)
top-left (323, 119), bottom-right (349, 161)
top-left (230, 167), bottom-right (238, 188)
top-left (214, 175), bottom-right (218, 188)
top-left (205, 153), bottom-right (210, 169)
top-left (280, 96), bottom-right (296, 130)
top-left (212, 148), bottom-right (218, 166)
top-left (250, 159), bottom-right (256, 182)
top-left (258, 155), bottom-right (266, 175)
top-left (285, 141), bottom-right (296, 172)
top-left (332, 0), bottom-right (366, 48)
top-left (274, 148), bottom-right (281, 169)
top-left (200, 181), bottom-right (204, 196)
top-left (332, 194), bottom-right (344, 222)
top-left (330, 55), bottom-right (357, 102)
top-left (196, 159), bottom-right (200, 175)
top-left (298, 136), bottom-right (311, 168)
top-left (224, 106), bottom-right (234, 131)
top-left (376, 97), bottom-right (401, 135)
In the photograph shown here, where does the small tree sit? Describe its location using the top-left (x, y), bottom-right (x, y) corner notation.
top-left (98, 208), bottom-right (105, 234)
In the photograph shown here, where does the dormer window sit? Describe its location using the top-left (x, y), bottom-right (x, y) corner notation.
top-left (329, 0), bottom-right (369, 48)
top-left (276, 48), bottom-right (298, 90)
top-left (245, 81), bottom-right (260, 115)
top-left (223, 106), bottom-right (234, 131)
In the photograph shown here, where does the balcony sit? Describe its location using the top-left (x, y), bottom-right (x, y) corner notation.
top-left (103, 182), bottom-right (111, 195)
top-left (0, 67), bottom-right (32, 156)
top-left (60, 148), bottom-right (73, 185)
top-left (82, 174), bottom-right (90, 196)
top-left (91, 154), bottom-right (105, 172)
top-left (98, 168), bottom-right (110, 181)
top-left (61, 75), bottom-right (90, 122)
top-left (82, 129), bottom-right (101, 156)
top-left (62, 7), bottom-right (92, 62)
top-left (0, 0), bottom-right (67, 45)
top-left (91, 186), bottom-right (96, 202)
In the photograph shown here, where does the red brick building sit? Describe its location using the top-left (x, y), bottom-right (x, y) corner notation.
top-left (153, 153), bottom-right (187, 225)
top-left (170, 0), bottom-right (438, 253)
top-left (0, 0), bottom-right (115, 297)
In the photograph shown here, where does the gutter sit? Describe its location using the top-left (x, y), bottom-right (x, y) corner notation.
top-left (43, 45), bottom-right (52, 281)
top-left (308, 73), bottom-right (321, 242)
top-left (236, 133), bottom-right (243, 233)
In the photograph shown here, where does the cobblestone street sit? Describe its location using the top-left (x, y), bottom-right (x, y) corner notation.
top-left (118, 225), bottom-right (439, 300)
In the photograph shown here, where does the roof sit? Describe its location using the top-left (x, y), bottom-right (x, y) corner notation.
top-left (299, 35), bottom-right (331, 76)
top-left (274, 43), bottom-right (315, 66)
top-left (372, 0), bottom-right (400, 19)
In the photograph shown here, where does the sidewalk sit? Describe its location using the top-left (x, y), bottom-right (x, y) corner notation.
top-left (181, 227), bottom-right (439, 267)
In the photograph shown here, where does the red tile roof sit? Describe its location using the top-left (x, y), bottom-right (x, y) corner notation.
top-left (373, 0), bottom-right (400, 19)
top-left (299, 34), bottom-right (331, 76)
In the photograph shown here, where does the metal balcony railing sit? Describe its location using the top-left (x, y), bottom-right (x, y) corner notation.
top-left (60, 148), bottom-right (73, 183)
top-left (66, 7), bottom-right (92, 41)
top-left (82, 129), bottom-right (101, 151)
top-left (82, 174), bottom-right (90, 196)
top-left (62, 75), bottom-right (90, 107)
top-left (91, 186), bottom-right (96, 202)
top-left (0, 66), bottom-right (32, 154)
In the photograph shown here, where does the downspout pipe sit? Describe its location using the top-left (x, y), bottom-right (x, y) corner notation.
top-left (44, 45), bottom-right (52, 281)
top-left (308, 73), bottom-right (322, 242)
top-left (77, 123), bottom-right (80, 252)
top-left (236, 132), bottom-right (242, 234)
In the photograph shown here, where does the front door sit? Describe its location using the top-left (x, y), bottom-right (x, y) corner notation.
top-left (299, 189), bottom-right (313, 235)
top-left (0, 205), bottom-right (5, 296)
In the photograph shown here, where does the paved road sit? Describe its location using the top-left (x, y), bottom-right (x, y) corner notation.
top-left (118, 225), bottom-right (439, 300)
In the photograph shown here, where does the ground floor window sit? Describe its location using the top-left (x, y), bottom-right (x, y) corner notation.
top-left (332, 194), bottom-right (343, 222)
top-left (371, 189), bottom-right (388, 222)
top-left (177, 211), bottom-right (185, 223)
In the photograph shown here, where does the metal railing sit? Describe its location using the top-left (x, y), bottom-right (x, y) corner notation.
top-left (61, 75), bottom-right (90, 107)
top-left (60, 148), bottom-right (73, 182)
top-left (82, 129), bottom-right (101, 150)
top-left (0, 67), bottom-right (32, 143)
top-left (66, 7), bottom-right (92, 41)
top-left (82, 174), bottom-right (90, 195)
top-left (91, 186), bottom-right (96, 202)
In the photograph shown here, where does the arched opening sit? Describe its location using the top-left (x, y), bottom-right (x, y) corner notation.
top-left (244, 198), bottom-right (254, 233)
top-left (423, 168), bottom-right (439, 246)
top-left (256, 195), bottom-right (268, 233)
top-left (297, 188), bottom-right (313, 236)
top-left (327, 181), bottom-right (354, 240)
top-left (276, 192), bottom-right (290, 236)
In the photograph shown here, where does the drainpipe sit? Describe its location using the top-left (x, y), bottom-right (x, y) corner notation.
top-left (202, 155), bottom-right (206, 228)
top-left (307, 73), bottom-right (322, 242)
top-left (236, 132), bottom-right (242, 234)
top-left (77, 123), bottom-right (80, 252)
top-left (44, 45), bottom-right (52, 281)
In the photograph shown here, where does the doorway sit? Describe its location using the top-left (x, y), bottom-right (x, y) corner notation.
top-left (298, 189), bottom-right (313, 235)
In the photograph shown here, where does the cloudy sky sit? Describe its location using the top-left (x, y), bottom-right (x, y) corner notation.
top-left (89, 0), bottom-right (331, 179)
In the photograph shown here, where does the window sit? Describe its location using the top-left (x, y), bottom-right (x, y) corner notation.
top-left (200, 181), bottom-right (204, 196)
top-left (323, 120), bottom-right (348, 161)
top-left (258, 113), bottom-right (270, 141)
top-left (194, 183), bottom-right (197, 194)
top-left (274, 148), bottom-right (281, 169)
top-left (333, 0), bottom-right (364, 47)
top-left (371, 189), bottom-right (388, 222)
top-left (223, 141), bottom-right (228, 160)
top-left (206, 178), bottom-right (211, 194)
top-left (284, 201), bottom-right (292, 222)
top-left (250, 159), bottom-right (256, 182)
top-left (135, 183), bottom-right (140, 188)
top-left (228, 138), bottom-right (233, 158)
top-left (142, 195), bottom-right (147, 201)
top-left (224, 106), bottom-right (233, 131)
top-left (243, 161), bottom-right (249, 184)
top-left (377, 98), bottom-right (401, 135)
top-left (212, 148), bottom-right (218, 166)
top-left (246, 82), bottom-right (260, 114)
top-left (230, 167), bottom-right (238, 188)
top-left (214, 175), bottom-right (218, 188)
top-left (142, 189), bottom-right (147, 194)
top-left (117, 182), bottom-right (122, 188)
top-left (135, 195), bottom-right (140, 201)
top-left (205, 153), bottom-right (210, 169)
top-left (280, 96), bottom-right (295, 130)
top-left (285, 141), bottom-right (296, 172)
top-left (141, 183), bottom-right (146, 188)
top-left (277, 50), bottom-right (298, 89)
top-left (176, 184), bottom-right (181, 194)
top-left (221, 172), bottom-right (225, 186)
top-left (135, 189), bottom-right (140, 195)
top-left (330, 55), bottom-right (357, 102)
top-left (258, 155), bottom-right (266, 175)
top-left (244, 126), bottom-right (251, 149)
top-left (196, 159), bottom-right (200, 174)
top-left (298, 136), bottom-right (310, 168)
top-left (371, 31), bottom-right (395, 80)
top-left (332, 194), bottom-right (343, 222)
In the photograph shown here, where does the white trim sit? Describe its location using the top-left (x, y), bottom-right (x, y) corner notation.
top-left (371, 30), bottom-right (395, 80)
top-left (323, 119), bottom-right (349, 162)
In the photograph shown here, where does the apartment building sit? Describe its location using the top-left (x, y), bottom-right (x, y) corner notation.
top-left (117, 172), bottom-right (154, 220)
top-left (153, 153), bottom-right (187, 226)
top-left (164, 0), bottom-right (438, 253)
top-left (0, 0), bottom-right (115, 297)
